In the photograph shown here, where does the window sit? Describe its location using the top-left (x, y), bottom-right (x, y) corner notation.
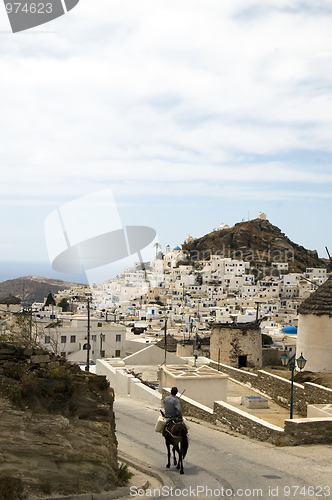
top-left (45, 336), bottom-right (50, 344)
top-left (70, 335), bottom-right (76, 343)
top-left (61, 336), bottom-right (66, 344)
top-left (92, 335), bottom-right (96, 341)
top-left (116, 334), bottom-right (121, 342)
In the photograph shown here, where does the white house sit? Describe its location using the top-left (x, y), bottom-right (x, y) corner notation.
top-left (38, 316), bottom-right (126, 363)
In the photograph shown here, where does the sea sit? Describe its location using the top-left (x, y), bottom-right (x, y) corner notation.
top-left (0, 261), bottom-right (89, 284)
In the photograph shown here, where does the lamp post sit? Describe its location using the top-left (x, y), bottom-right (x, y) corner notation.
top-left (100, 332), bottom-right (104, 358)
top-left (281, 351), bottom-right (307, 419)
top-left (72, 294), bottom-right (92, 371)
top-left (163, 312), bottom-right (168, 365)
top-left (85, 297), bottom-right (92, 372)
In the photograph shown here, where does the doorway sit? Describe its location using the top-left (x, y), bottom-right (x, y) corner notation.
top-left (238, 355), bottom-right (247, 368)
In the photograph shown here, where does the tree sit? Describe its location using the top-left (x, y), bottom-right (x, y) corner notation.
top-left (57, 298), bottom-right (70, 312)
top-left (10, 311), bottom-right (41, 347)
top-left (262, 333), bottom-right (273, 346)
top-left (44, 293), bottom-right (56, 308)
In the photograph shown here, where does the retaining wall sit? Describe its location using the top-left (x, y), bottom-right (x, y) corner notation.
top-left (213, 401), bottom-right (284, 445)
top-left (209, 360), bottom-right (258, 385)
top-left (96, 359), bottom-right (162, 405)
top-left (209, 361), bottom-right (332, 415)
top-left (305, 382), bottom-right (332, 405)
top-left (284, 418), bottom-right (332, 446)
top-left (162, 388), bottom-right (332, 446)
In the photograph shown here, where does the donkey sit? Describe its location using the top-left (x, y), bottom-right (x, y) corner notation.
top-left (164, 419), bottom-right (188, 474)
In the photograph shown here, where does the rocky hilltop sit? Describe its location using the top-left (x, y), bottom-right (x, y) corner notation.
top-left (183, 218), bottom-right (327, 272)
top-left (0, 276), bottom-right (84, 306)
top-left (0, 343), bottom-right (119, 499)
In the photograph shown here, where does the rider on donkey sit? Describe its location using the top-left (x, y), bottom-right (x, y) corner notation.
top-left (164, 387), bottom-right (182, 420)
top-left (162, 387), bottom-right (188, 474)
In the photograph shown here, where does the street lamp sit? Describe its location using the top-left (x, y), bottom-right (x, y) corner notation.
top-left (100, 332), bottom-right (104, 358)
top-left (193, 349), bottom-right (198, 368)
top-left (281, 351), bottom-right (307, 419)
top-left (73, 295), bottom-right (92, 372)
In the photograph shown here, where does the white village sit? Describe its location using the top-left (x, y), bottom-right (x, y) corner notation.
top-left (2, 213), bottom-right (331, 454)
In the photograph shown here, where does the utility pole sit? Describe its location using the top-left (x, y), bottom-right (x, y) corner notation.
top-left (29, 306), bottom-right (33, 342)
top-left (255, 302), bottom-right (260, 322)
top-left (164, 315), bottom-right (167, 365)
top-left (85, 297), bottom-right (91, 372)
top-left (193, 327), bottom-right (198, 367)
top-left (100, 332), bottom-right (104, 358)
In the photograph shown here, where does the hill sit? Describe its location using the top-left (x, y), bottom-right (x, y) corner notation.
top-left (182, 218), bottom-right (327, 273)
top-left (0, 276), bottom-right (84, 306)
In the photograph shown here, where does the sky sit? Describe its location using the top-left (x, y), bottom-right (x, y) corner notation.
top-left (0, 0), bottom-right (332, 282)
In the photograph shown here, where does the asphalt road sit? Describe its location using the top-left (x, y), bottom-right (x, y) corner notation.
top-left (114, 397), bottom-right (332, 500)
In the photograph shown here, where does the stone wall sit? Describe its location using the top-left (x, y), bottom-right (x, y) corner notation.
top-left (284, 418), bottom-right (332, 446)
top-left (209, 361), bottom-right (332, 415)
top-left (253, 370), bottom-right (306, 415)
top-left (209, 360), bottom-right (258, 385)
top-left (210, 323), bottom-right (262, 368)
top-left (213, 401), bottom-right (284, 446)
top-left (305, 382), bottom-right (332, 405)
top-left (262, 347), bottom-right (281, 366)
top-left (162, 388), bottom-right (332, 446)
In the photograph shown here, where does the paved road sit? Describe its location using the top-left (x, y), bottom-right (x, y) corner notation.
top-left (115, 397), bottom-right (332, 500)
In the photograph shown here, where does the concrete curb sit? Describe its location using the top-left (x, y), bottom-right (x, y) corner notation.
top-left (118, 450), bottom-right (173, 489)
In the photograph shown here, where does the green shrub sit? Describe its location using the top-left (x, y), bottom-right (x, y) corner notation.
top-left (117, 463), bottom-right (133, 485)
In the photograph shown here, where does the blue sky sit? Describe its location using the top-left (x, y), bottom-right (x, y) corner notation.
top-left (0, 0), bottom-right (331, 281)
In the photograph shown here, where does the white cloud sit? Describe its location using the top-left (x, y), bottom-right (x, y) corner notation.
top-left (0, 0), bottom-right (332, 205)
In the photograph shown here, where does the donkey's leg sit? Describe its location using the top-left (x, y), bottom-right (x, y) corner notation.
top-left (179, 447), bottom-right (184, 474)
top-left (174, 444), bottom-right (181, 470)
top-left (173, 446), bottom-right (177, 466)
top-left (166, 440), bottom-right (171, 468)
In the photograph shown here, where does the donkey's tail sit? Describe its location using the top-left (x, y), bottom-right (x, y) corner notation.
top-left (181, 430), bottom-right (189, 459)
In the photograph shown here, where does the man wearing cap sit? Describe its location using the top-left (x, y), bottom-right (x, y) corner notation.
top-left (164, 387), bottom-right (182, 419)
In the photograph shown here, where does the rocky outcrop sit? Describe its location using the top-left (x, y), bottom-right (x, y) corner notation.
top-left (182, 218), bottom-right (326, 272)
top-left (0, 343), bottom-right (119, 499)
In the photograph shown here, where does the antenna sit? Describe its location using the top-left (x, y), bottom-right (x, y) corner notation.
top-left (325, 247), bottom-right (332, 270)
